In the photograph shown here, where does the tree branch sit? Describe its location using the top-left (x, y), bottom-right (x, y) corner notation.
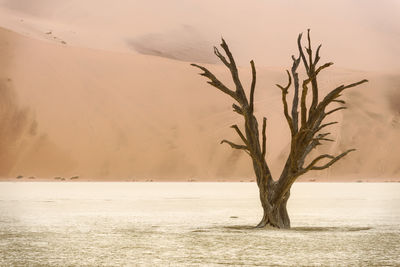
top-left (315, 121), bottom-right (338, 133)
top-left (306, 29), bottom-right (313, 71)
top-left (220, 140), bottom-right (248, 150)
top-left (277, 70), bottom-right (294, 135)
top-left (232, 104), bottom-right (243, 115)
top-left (325, 106), bottom-right (347, 116)
top-left (319, 137), bottom-right (334, 142)
top-left (291, 55), bottom-right (301, 133)
top-left (300, 78), bottom-right (311, 127)
top-left (219, 39), bottom-right (246, 101)
top-left (231, 125), bottom-right (248, 146)
top-left (306, 29), bottom-right (320, 119)
top-left (341, 79), bottom-right (369, 90)
top-left (318, 79), bottom-right (368, 111)
top-left (315, 62), bottom-right (333, 76)
top-left (313, 132), bottom-right (334, 143)
top-left (262, 117), bottom-right (267, 158)
top-left (297, 33), bottom-right (309, 73)
top-left (303, 154), bottom-right (335, 172)
top-left (191, 63), bottom-right (238, 101)
top-left (311, 149), bottom-right (356, 170)
top-left (220, 38), bottom-right (238, 70)
top-left (314, 44), bottom-right (322, 66)
top-left (300, 149), bottom-right (356, 173)
top-left (298, 138), bottom-right (320, 168)
top-left (315, 132), bottom-right (331, 139)
top-left (213, 46), bottom-right (230, 68)
top-left (249, 60), bottom-right (256, 112)
top-left (332, 99), bottom-right (346, 104)
top-left (220, 140), bottom-right (250, 156)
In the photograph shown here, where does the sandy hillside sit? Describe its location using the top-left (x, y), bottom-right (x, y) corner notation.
top-left (0, 1), bottom-right (399, 181)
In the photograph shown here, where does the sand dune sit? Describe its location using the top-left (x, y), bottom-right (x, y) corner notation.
top-left (0, 1), bottom-right (399, 181)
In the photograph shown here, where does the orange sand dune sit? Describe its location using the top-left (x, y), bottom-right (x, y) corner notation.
top-left (0, 0), bottom-right (399, 181)
top-left (0, 27), bottom-right (399, 181)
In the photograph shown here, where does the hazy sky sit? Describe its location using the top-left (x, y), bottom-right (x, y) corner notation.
top-left (0, 0), bottom-right (399, 72)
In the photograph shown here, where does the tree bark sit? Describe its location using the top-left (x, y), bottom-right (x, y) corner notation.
top-left (256, 185), bottom-right (290, 229)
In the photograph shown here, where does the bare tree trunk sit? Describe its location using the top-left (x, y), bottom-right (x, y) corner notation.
top-left (192, 30), bottom-right (367, 229)
top-left (256, 185), bottom-right (290, 229)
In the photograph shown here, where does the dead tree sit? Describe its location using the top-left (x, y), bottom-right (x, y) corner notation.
top-left (191, 30), bottom-right (368, 229)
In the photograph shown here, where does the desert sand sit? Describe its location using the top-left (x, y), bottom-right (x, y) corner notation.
top-left (0, 0), bottom-right (399, 182)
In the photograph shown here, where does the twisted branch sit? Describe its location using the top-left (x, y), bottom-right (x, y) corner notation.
top-left (249, 60), bottom-right (257, 112)
top-left (310, 149), bottom-right (356, 170)
top-left (276, 70), bottom-right (294, 135)
top-left (191, 63), bottom-right (238, 101)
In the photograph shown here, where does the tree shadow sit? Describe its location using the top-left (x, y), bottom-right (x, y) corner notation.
top-left (216, 225), bottom-right (372, 232)
top-left (291, 226), bottom-right (372, 232)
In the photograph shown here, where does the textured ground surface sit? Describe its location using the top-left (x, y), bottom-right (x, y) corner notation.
top-left (0, 182), bottom-right (399, 266)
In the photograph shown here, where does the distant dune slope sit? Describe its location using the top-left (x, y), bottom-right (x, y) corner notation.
top-left (0, 26), bottom-right (399, 180)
